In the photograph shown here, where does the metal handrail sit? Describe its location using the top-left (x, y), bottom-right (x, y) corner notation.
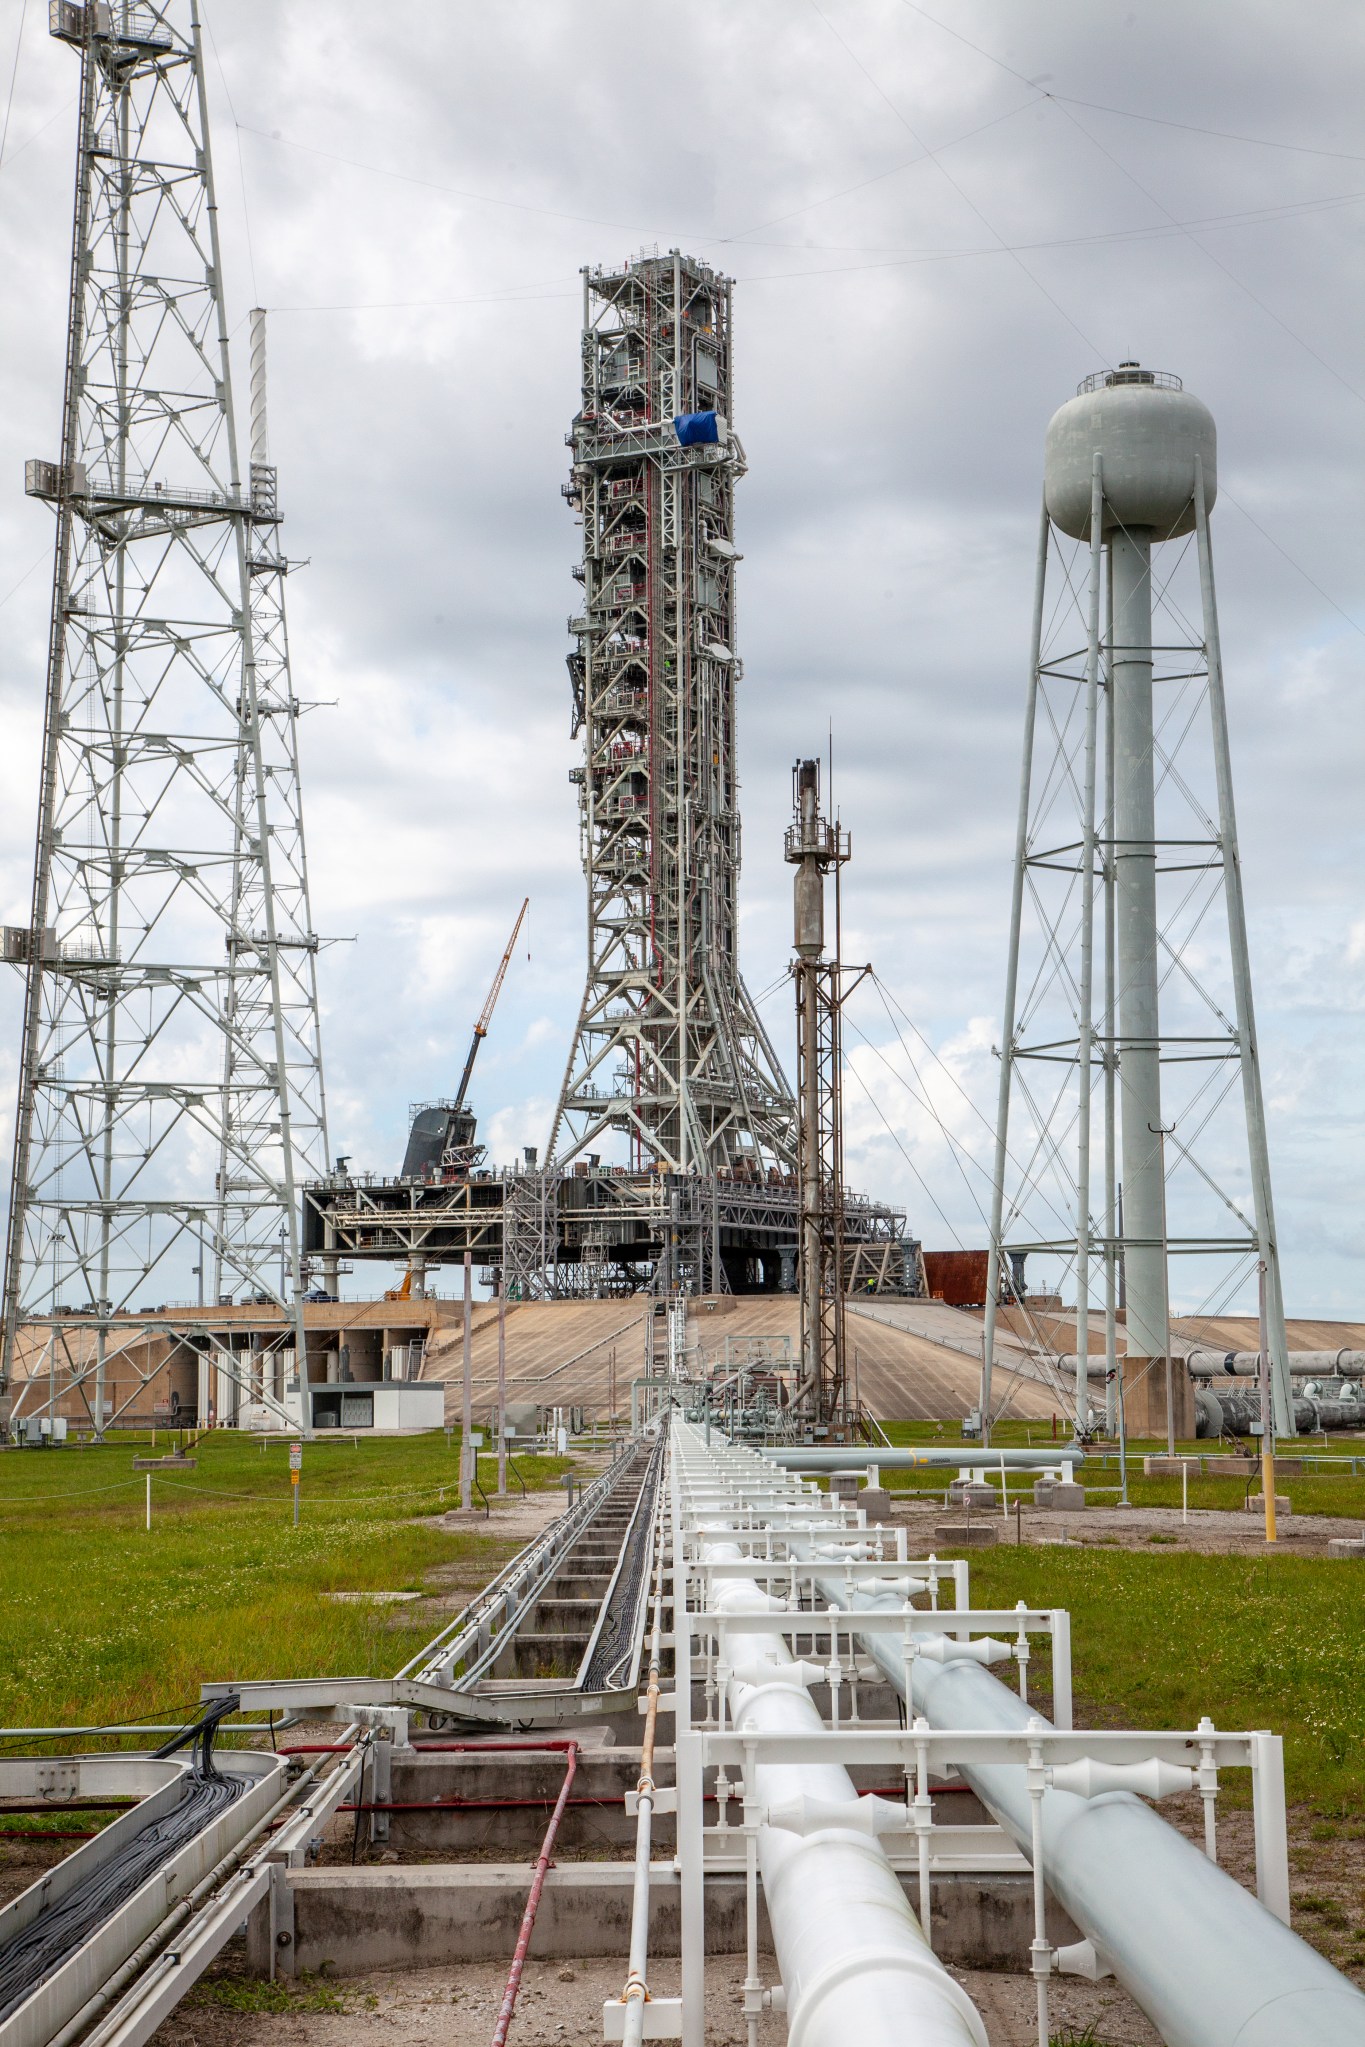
top-left (614, 1504), bottom-right (669, 2047)
top-left (397, 1457), bottom-right (625, 1689)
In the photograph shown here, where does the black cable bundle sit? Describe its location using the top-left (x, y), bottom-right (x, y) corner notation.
top-left (0, 1696), bottom-right (248, 2023)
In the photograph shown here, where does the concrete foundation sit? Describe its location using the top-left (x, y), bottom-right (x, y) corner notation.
top-left (1122, 1355), bottom-right (1196, 1441)
top-left (1032, 1482), bottom-right (1086, 1510)
top-left (261, 1863), bottom-right (1078, 1979)
top-left (947, 1483), bottom-right (997, 1509)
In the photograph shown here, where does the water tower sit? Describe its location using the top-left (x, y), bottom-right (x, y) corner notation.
top-left (980, 366), bottom-right (1292, 1443)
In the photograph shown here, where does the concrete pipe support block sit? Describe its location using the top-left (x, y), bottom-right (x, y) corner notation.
top-left (1033, 1482), bottom-right (1086, 1510)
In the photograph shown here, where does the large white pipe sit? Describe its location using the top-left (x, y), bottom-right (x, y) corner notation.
top-left (701, 1436), bottom-right (1365, 2044)
top-left (765, 1445), bottom-right (1084, 1472)
top-left (684, 1502), bottom-right (986, 2042)
top-left (812, 1568), bottom-right (1365, 2047)
top-left (1109, 526), bottom-right (1170, 1368)
top-left (1186, 1349), bottom-right (1365, 1378)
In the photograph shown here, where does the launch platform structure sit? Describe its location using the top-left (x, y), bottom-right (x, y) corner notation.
top-left (785, 759), bottom-right (858, 1426)
top-left (1, 1), bottom-right (327, 1433)
top-left (550, 252), bottom-right (795, 1183)
top-left (979, 365), bottom-right (1293, 1445)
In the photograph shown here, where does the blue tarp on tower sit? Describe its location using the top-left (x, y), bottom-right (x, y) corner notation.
top-left (673, 410), bottom-right (721, 446)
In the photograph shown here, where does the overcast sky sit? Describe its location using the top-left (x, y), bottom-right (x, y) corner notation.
top-left (0, 0), bottom-right (1359, 1314)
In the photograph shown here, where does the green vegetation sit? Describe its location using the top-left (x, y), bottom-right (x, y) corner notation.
top-left (0, 1430), bottom-right (569, 1739)
top-left (972, 1546), bottom-right (1365, 1813)
top-left (188, 1973), bottom-right (357, 2013)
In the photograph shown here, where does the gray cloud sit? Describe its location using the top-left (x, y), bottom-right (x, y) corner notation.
top-left (0, 0), bottom-right (1358, 1311)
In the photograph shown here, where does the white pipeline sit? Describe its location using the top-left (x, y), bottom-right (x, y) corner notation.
top-left (678, 1436), bottom-right (986, 2047)
top-left (703, 1545), bottom-right (986, 2047)
top-left (798, 1555), bottom-right (1365, 2047)
top-left (765, 1445), bottom-right (1084, 1472)
top-left (694, 1434), bottom-right (1365, 2045)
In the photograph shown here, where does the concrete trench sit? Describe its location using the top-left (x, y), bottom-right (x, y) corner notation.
top-left (253, 1742), bottom-right (1078, 1982)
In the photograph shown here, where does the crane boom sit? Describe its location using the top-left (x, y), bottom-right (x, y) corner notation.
top-left (453, 897), bottom-right (530, 1111)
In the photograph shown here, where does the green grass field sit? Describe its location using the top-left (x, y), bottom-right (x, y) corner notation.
top-left (856, 1422), bottom-right (1365, 1814)
top-left (0, 1430), bottom-right (568, 1741)
top-left (970, 1545), bottom-right (1365, 1812)
top-left (3, 1424), bottom-right (1361, 1825)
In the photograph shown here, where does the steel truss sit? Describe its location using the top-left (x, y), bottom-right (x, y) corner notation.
top-left (980, 469), bottom-right (1292, 1436)
top-left (303, 1165), bottom-right (911, 1303)
top-left (1, 2), bottom-right (326, 1430)
top-left (551, 253), bottom-right (795, 1180)
top-left (786, 760), bottom-right (859, 1424)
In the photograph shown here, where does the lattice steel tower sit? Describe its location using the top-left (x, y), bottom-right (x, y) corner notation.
top-left (550, 253), bottom-right (795, 1174)
top-left (786, 759), bottom-right (853, 1423)
top-left (1, 2), bottom-right (327, 1428)
top-left (979, 365), bottom-right (1292, 1444)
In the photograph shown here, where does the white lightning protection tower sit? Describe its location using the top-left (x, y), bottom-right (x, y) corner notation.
top-left (1, 2), bottom-right (327, 1433)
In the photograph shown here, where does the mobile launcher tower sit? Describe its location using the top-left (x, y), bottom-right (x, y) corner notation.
top-left (305, 253), bottom-right (916, 1303)
top-left (551, 253), bottom-right (793, 1177)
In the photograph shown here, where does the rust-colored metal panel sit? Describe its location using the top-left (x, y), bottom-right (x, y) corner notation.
top-left (921, 1250), bottom-right (992, 1308)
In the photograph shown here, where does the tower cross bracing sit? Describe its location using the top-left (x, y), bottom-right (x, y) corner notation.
top-left (1, 1), bottom-right (327, 1431)
top-left (550, 253), bottom-right (795, 1178)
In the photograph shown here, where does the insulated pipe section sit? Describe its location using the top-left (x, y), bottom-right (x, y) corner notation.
top-left (1197, 1389), bottom-right (1361, 1437)
top-left (701, 1436), bottom-right (1365, 2041)
top-left (702, 1544), bottom-right (987, 2047)
top-left (765, 1446), bottom-right (1085, 1472)
top-left (810, 1573), bottom-right (1365, 2046)
top-left (1186, 1349), bottom-right (1365, 1378)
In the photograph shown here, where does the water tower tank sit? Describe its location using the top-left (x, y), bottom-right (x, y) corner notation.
top-left (1044, 364), bottom-right (1216, 541)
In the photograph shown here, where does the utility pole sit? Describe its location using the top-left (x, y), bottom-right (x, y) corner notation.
top-left (496, 1275), bottom-right (508, 1501)
top-left (460, 1251), bottom-right (474, 1511)
top-left (1258, 1259), bottom-right (1277, 1544)
top-left (785, 760), bottom-right (855, 1430)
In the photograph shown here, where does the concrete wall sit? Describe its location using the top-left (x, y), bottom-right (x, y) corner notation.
top-left (268, 1864), bottom-right (1078, 1977)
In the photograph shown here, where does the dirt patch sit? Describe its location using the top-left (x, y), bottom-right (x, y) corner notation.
top-left (894, 1493), bottom-right (1365, 1557)
top-left (1159, 1796), bottom-right (1365, 1986)
top-left (150, 1951), bottom-right (1164, 2047)
top-left (0, 1831), bottom-right (75, 1909)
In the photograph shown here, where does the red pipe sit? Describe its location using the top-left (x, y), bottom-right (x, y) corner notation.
top-left (339, 1785), bottom-right (975, 1816)
top-left (410, 1740), bottom-right (580, 1755)
top-left (490, 1742), bottom-right (579, 2047)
